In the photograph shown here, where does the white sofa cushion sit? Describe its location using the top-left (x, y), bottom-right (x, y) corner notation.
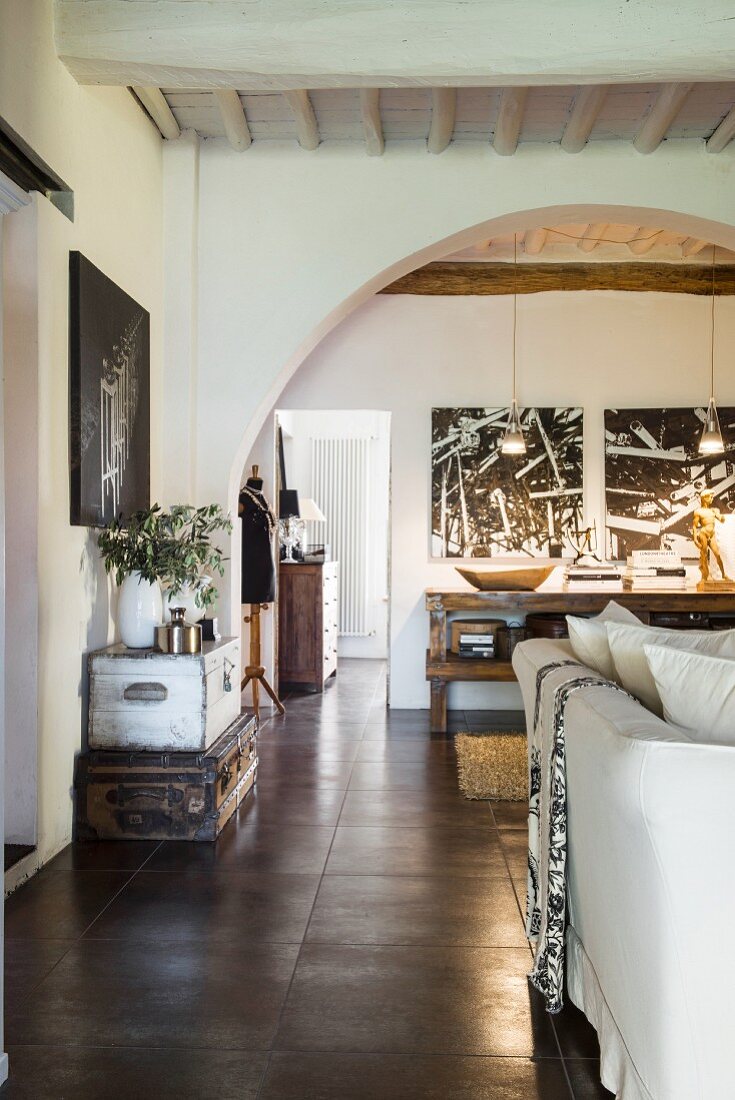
top-left (644, 644), bottom-right (735, 745)
top-left (606, 621), bottom-right (735, 716)
top-left (566, 601), bottom-right (641, 681)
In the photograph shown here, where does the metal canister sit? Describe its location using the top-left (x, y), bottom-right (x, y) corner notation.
top-left (156, 607), bottom-right (202, 654)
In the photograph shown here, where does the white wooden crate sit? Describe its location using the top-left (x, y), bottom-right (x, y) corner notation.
top-left (88, 637), bottom-right (241, 752)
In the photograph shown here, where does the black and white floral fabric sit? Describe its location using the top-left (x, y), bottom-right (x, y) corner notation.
top-left (527, 661), bottom-right (633, 1013)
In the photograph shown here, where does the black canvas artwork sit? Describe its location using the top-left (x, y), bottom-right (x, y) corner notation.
top-left (431, 407), bottom-right (584, 558)
top-left (69, 253), bottom-right (150, 527)
top-left (605, 406), bottom-right (735, 559)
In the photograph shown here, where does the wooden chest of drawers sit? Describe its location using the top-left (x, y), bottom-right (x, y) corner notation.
top-left (88, 637), bottom-right (241, 752)
top-left (278, 562), bottom-right (339, 691)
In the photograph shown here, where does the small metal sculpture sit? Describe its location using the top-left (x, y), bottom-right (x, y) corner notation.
top-left (692, 490), bottom-right (735, 590)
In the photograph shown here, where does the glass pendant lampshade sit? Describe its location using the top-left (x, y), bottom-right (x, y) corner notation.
top-left (501, 232), bottom-right (527, 456)
top-left (699, 396), bottom-right (724, 455)
top-left (502, 399), bottom-right (526, 454)
top-left (698, 245), bottom-right (725, 456)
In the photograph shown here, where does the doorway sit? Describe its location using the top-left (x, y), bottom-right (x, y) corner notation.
top-left (274, 409), bottom-right (391, 706)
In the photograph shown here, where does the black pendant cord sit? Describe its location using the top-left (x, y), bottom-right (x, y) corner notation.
top-left (710, 244), bottom-right (716, 400)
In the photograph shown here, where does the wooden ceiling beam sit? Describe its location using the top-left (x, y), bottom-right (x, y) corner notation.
top-left (707, 104), bottom-right (735, 153)
top-left (633, 82), bottom-right (693, 154)
top-left (359, 88), bottom-right (384, 155)
top-left (561, 85), bottom-right (608, 153)
top-left (493, 88), bottom-right (528, 156)
top-left (524, 228), bottom-right (548, 255)
top-left (380, 261), bottom-right (735, 295)
top-left (627, 228), bottom-right (664, 255)
top-left (681, 237), bottom-right (710, 257)
top-left (284, 90), bottom-right (319, 150)
top-left (132, 87), bottom-right (180, 139)
top-left (427, 88), bottom-right (457, 154)
top-left (577, 223), bottom-right (609, 252)
top-left (213, 90), bottom-right (251, 150)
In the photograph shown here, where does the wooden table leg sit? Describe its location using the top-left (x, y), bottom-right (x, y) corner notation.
top-left (430, 679), bottom-right (447, 733)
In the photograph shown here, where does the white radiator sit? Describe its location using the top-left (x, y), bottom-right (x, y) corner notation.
top-left (311, 437), bottom-right (371, 637)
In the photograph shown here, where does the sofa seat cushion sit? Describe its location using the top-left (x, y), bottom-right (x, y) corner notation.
top-left (606, 622), bottom-right (735, 716)
top-left (644, 644), bottom-right (735, 745)
top-left (566, 600), bottom-right (641, 681)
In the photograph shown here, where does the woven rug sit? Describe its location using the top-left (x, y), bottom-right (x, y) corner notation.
top-left (455, 731), bottom-right (527, 801)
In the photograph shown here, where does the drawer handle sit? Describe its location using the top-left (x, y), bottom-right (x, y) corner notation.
top-left (123, 682), bottom-right (168, 703)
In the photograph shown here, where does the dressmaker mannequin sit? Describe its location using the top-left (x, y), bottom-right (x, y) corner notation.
top-left (239, 466), bottom-right (285, 719)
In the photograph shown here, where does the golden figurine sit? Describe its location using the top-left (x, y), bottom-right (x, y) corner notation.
top-left (692, 490), bottom-right (735, 591)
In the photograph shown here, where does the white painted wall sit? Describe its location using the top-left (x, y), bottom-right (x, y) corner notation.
top-left (0, 0), bottom-right (164, 871)
top-left (277, 409), bottom-right (390, 659)
top-left (248, 291), bottom-right (735, 709)
top-left (169, 137), bottom-right (735, 649)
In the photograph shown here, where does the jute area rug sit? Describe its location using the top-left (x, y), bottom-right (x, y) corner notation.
top-left (455, 731), bottom-right (527, 801)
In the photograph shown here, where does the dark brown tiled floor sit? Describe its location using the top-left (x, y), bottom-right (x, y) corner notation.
top-left (1, 659), bottom-right (611, 1098)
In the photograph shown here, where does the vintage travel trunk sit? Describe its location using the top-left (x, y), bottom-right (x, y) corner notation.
top-left (77, 713), bottom-right (257, 842)
top-left (88, 637), bottom-right (241, 752)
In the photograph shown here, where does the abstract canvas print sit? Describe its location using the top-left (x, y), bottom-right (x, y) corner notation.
top-left (69, 252), bottom-right (150, 527)
top-left (431, 407), bottom-right (584, 558)
top-left (605, 406), bottom-right (735, 559)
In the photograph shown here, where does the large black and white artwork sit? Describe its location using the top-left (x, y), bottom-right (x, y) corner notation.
top-left (605, 407), bottom-right (735, 558)
top-left (69, 253), bottom-right (150, 527)
top-left (431, 407), bottom-right (584, 558)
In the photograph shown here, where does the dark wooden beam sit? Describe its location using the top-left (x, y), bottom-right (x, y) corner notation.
top-left (380, 261), bottom-right (735, 296)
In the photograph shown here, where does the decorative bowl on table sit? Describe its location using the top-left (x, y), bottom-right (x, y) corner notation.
top-left (455, 565), bottom-right (556, 592)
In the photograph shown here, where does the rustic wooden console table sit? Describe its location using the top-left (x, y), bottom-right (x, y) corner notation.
top-left (425, 587), bottom-right (735, 732)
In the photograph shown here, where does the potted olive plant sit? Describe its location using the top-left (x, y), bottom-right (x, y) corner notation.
top-left (97, 504), bottom-right (232, 648)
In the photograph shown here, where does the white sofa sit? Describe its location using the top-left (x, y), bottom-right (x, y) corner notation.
top-left (513, 637), bottom-right (735, 1100)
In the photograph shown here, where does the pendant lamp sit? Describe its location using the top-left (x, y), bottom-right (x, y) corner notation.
top-left (502, 233), bottom-right (527, 455)
top-left (698, 245), bottom-right (725, 455)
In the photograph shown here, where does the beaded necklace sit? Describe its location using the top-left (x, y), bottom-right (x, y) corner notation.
top-left (240, 485), bottom-right (277, 534)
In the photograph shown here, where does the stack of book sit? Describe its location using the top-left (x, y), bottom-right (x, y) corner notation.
top-left (624, 550), bottom-right (688, 590)
top-left (457, 631), bottom-right (495, 659)
top-left (564, 565), bottom-right (623, 591)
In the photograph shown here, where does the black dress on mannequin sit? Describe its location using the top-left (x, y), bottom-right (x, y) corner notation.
top-left (239, 476), bottom-right (277, 604)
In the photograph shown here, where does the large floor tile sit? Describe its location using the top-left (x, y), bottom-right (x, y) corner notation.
top-left (492, 801), bottom-right (529, 830)
top-left (259, 1052), bottom-right (572, 1100)
top-left (326, 825), bottom-right (509, 878)
top-left (348, 761), bottom-right (458, 792)
top-left (5, 941), bottom-right (74, 1015)
top-left (239, 784), bottom-right (345, 827)
top-left (257, 739), bottom-right (361, 762)
top-left (7, 940), bottom-right (299, 1050)
top-left (338, 788), bottom-right (494, 828)
top-left (354, 739), bottom-right (458, 763)
top-left (275, 944), bottom-right (558, 1057)
top-left (44, 841), bottom-right (161, 872)
top-left (147, 823), bottom-right (335, 876)
top-left (5, 871), bottom-right (132, 940)
top-left (1, 1046), bottom-right (267, 1099)
top-left (306, 873), bottom-right (527, 947)
top-left (566, 1059), bottom-right (615, 1098)
top-left (85, 870), bottom-right (320, 943)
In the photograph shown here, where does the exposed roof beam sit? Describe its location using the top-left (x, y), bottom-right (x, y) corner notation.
top-left (283, 90), bottom-right (319, 150)
top-left (132, 87), bottom-right (180, 139)
top-left (524, 229), bottom-right (548, 255)
top-left (560, 85), bottom-right (607, 153)
top-left (55, 2), bottom-right (735, 89)
top-left (628, 228), bottom-right (664, 255)
top-left (681, 237), bottom-right (710, 257)
top-left (427, 89), bottom-right (457, 154)
top-left (214, 90), bottom-right (251, 150)
top-left (493, 88), bottom-right (528, 156)
top-left (707, 105), bottom-right (735, 153)
top-left (359, 88), bottom-right (384, 156)
top-left (633, 82), bottom-right (693, 154)
top-left (578, 223), bottom-right (609, 253)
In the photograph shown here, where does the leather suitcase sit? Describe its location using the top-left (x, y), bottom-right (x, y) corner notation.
top-left (76, 713), bottom-right (257, 842)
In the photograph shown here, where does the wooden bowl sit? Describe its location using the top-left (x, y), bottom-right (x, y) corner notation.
top-left (455, 565), bottom-right (556, 592)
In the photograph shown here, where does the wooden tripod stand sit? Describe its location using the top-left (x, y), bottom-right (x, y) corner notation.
top-left (241, 602), bottom-right (285, 720)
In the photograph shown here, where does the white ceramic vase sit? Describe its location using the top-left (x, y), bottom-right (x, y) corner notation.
top-left (118, 571), bottom-right (163, 648)
top-left (162, 580), bottom-right (209, 624)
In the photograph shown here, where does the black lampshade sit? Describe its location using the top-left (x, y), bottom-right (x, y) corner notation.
top-left (279, 489), bottom-right (300, 519)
